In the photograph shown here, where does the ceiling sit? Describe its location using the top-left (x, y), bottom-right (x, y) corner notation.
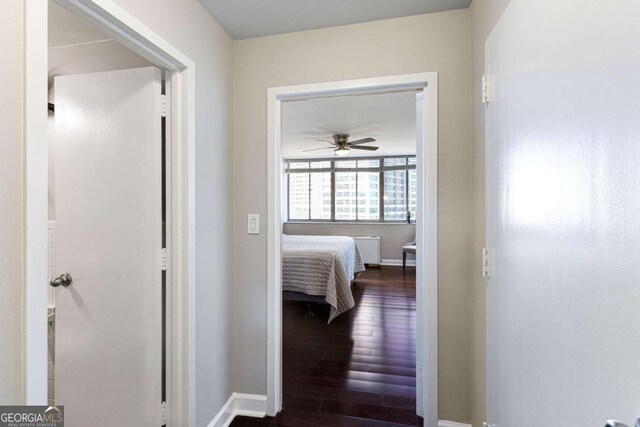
top-left (282, 91), bottom-right (417, 159)
top-left (198, 0), bottom-right (472, 40)
top-left (49, 2), bottom-right (111, 48)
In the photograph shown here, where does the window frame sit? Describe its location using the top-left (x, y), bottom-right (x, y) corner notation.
top-left (285, 154), bottom-right (416, 223)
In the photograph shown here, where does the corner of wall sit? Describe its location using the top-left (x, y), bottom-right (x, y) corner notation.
top-left (207, 393), bottom-right (267, 427)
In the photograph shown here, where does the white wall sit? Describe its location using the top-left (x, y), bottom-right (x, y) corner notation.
top-left (484, 0), bottom-right (640, 425)
top-left (233, 10), bottom-right (473, 422)
top-left (469, 1), bottom-right (511, 426)
top-left (0, 0), bottom-right (24, 405)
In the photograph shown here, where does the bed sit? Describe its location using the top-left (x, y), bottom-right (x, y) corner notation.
top-left (282, 234), bottom-right (365, 322)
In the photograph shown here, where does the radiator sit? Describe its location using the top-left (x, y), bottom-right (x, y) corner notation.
top-left (353, 236), bottom-right (381, 265)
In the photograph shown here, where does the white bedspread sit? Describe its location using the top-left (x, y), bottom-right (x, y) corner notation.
top-left (282, 234), bottom-right (365, 322)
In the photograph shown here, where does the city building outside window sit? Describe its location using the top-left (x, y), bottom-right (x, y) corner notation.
top-left (286, 156), bottom-right (416, 223)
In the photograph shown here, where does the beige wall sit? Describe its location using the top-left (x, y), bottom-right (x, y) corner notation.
top-left (0, 0), bottom-right (24, 405)
top-left (109, 1), bottom-right (235, 424)
top-left (469, 1), bottom-right (511, 426)
top-left (233, 10), bottom-right (473, 422)
top-left (283, 223), bottom-right (415, 261)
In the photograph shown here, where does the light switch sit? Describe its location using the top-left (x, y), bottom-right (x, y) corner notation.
top-left (247, 214), bottom-right (260, 235)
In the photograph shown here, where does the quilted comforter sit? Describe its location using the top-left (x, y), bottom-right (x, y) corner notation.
top-left (282, 234), bottom-right (365, 322)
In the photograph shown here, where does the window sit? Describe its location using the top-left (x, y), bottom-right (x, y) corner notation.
top-left (286, 156), bottom-right (416, 222)
top-left (334, 171), bottom-right (356, 220)
top-left (288, 172), bottom-right (309, 220)
top-left (383, 169), bottom-right (406, 220)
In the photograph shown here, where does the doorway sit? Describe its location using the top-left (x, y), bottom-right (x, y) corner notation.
top-left (47, 3), bottom-right (168, 425)
top-left (277, 92), bottom-right (419, 424)
top-left (266, 73), bottom-right (439, 427)
top-left (25, 1), bottom-right (196, 425)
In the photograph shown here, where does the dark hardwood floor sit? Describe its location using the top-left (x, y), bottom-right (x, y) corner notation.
top-left (232, 266), bottom-right (421, 426)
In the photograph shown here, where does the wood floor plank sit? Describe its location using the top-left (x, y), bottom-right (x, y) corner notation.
top-left (320, 398), bottom-right (423, 425)
top-left (231, 266), bottom-right (422, 427)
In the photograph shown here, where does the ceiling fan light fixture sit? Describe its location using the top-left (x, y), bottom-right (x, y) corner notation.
top-left (303, 134), bottom-right (377, 155)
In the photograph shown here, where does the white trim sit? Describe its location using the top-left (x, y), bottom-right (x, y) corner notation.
top-left (26, 1), bottom-right (196, 425)
top-left (53, 0), bottom-right (191, 70)
top-left (206, 404), bottom-right (469, 427)
top-left (380, 259), bottom-right (417, 267)
top-left (207, 398), bottom-right (466, 427)
top-left (24, 0), bottom-right (49, 404)
top-left (438, 421), bottom-right (473, 427)
top-left (207, 394), bottom-right (235, 427)
top-left (207, 393), bottom-right (268, 427)
top-left (267, 72), bottom-right (439, 427)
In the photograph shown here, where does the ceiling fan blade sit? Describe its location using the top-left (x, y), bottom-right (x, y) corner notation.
top-left (349, 137), bottom-right (376, 145)
top-left (350, 145), bottom-right (379, 151)
top-left (315, 139), bottom-right (338, 146)
top-left (302, 146), bottom-right (335, 152)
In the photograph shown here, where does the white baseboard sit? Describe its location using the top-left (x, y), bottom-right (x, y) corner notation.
top-left (439, 421), bottom-right (472, 427)
top-left (380, 258), bottom-right (416, 267)
top-left (208, 397), bottom-right (468, 427)
top-left (207, 393), bottom-right (267, 427)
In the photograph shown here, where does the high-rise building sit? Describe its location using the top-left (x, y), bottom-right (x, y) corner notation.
top-left (288, 157), bottom-right (415, 222)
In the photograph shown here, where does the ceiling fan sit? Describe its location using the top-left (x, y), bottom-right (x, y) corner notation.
top-left (303, 134), bottom-right (378, 156)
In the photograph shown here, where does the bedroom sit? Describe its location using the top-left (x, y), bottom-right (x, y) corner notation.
top-left (277, 90), bottom-right (422, 425)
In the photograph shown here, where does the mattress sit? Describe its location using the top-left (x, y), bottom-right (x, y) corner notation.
top-left (282, 234), bottom-right (365, 322)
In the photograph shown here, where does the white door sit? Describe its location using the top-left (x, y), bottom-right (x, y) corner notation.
top-left (485, 1), bottom-right (640, 426)
top-left (54, 67), bottom-right (164, 426)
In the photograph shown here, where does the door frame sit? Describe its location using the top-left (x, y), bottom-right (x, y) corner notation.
top-left (266, 72), bottom-right (439, 427)
top-left (24, 1), bottom-right (196, 425)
